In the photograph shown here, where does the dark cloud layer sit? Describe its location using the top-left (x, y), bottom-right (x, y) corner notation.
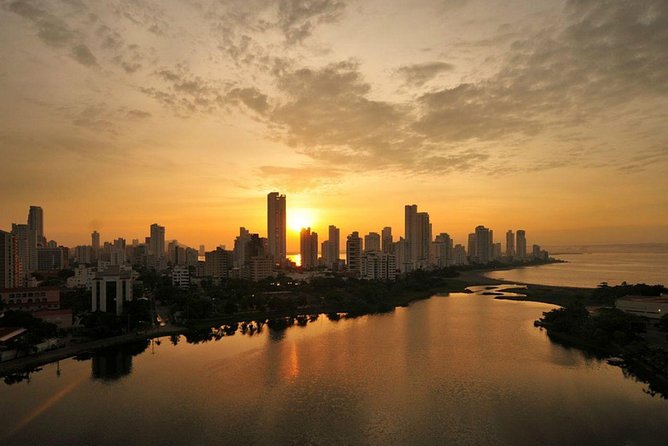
top-left (397, 62), bottom-right (455, 87)
top-left (262, 0), bottom-right (668, 174)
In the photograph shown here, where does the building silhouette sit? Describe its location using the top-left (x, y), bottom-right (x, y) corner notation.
top-left (516, 230), bottom-right (527, 259)
top-left (506, 230), bottom-right (515, 257)
top-left (346, 232), bottom-right (362, 276)
top-left (267, 192), bottom-right (286, 265)
top-left (300, 227), bottom-right (318, 269)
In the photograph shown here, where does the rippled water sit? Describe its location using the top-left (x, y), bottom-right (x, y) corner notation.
top-left (2, 286), bottom-right (667, 445)
top-left (485, 252), bottom-right (668, 288)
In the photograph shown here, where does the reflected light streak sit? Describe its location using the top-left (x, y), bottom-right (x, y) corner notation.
top-left (285, 342), bottom-right (300, 381)
top-left (3, 373), bottom-right (87, 440)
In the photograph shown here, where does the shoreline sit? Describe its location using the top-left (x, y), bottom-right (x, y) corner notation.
top-left (0, 263), bottom-right (614, 377)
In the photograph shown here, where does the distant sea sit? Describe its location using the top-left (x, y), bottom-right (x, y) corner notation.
top-left (485, 244), bottom-right (668, 288)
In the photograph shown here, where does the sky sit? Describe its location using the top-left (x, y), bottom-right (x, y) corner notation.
top-left (1, 0), bottom-right (667, 252)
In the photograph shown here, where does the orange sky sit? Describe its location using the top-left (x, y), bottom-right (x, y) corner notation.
top-left (1, 1), bottom-right (667, 251)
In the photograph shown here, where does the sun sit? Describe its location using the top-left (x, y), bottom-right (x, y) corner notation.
top-left (288, 209), bottom-right (316, 233)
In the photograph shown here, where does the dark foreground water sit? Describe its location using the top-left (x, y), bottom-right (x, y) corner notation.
top-left (2, 286), bottom-right (668, 445)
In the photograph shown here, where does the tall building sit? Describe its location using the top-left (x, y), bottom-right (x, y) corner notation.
top-left (405, 205), bottom-right (431, 269)
top-left (453, 244), bottom-right (467, 265)
top-left (233, 227), bottom-right (251, 268)
top-left (432, 233), bottom-right (453, 268)
top-left (299, 227), bottom-right (318, 269)
top-left (28, 206), bottom-right (45, 247)
top-left (346, 232), bottom-right (362, 275)
top-left (149, 224), bottom-right (165, 259)
top-left (393, 237), bottom-right (411, 274)
top-left (474, 225), bottom-right (492, 264)
top-left (364, 232), bottom-right (381, 252)
top-left (11, 223), bottom-right (30, 281)
top-left (506, 230), bottom-right (515, 257)
top-left (381, 227), bottom-right (393, 253)
top-left (516, 230), bottom-right (527, 259)
top-left (0, 230), bottom-right (21, 289)
top-left (405, 205), bottom-right (417, 263)
top-left (267, 192), bottom-right (286, 265)
top-left (91, 231), bottom-right (100, 261)
top-left (323, 225), bottom-right (340, 268)
top-left (467, 233), bottom-right (477, 263)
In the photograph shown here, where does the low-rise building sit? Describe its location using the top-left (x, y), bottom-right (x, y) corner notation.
top-left (91, 266), bottom-right (134, 315)
top-left (616, 295), bottom-right (668, 319)
top-left (0, 287), bottom-right (61, 312)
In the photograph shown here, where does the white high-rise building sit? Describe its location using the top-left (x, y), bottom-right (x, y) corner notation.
top-left (267, 192), bottom-right (286, 265)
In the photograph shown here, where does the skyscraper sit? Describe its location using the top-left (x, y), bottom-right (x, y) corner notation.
top-left (346, 231), bottom-right (362, 275)
top-left (0, 230), bottom-right (20, 289)
top-left (506, 230), bottom-right (515, 257)
top-left (405, 205), bottom-right (431, 269)
top-left (381, 227), bottom-right (393, 253)
top-left (323, 225), bottom-right (340, 268)
top-left (150, 224), bottom-right (165, 259)
top-left (516, 230), bottom-right (527, 259)
top-left (467, 233), bottom-right (476, 262)
top-left (91, 230), bottom-right (100, 262)
top-left (299, 228), bottom-right (318, 269)
top-left (28, 205), bottom-right (45, 246)
top-left (474, 225), bottom-right (492, 264)
top-left (433, 233), bottom-right (453, 268)
top-left (404, 205), bottom-right (417, 263)
top-left (267, 192), bottom-right (286, 265)
top-left (364, 232), bottom-right (381, 252)
top-left (11, 223), bottom-right (30, 281)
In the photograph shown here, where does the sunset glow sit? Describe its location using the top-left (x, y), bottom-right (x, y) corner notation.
top-left (0, 1), bottom-right (666, 250)
top-left (288, 209), bottom-right (317, 234)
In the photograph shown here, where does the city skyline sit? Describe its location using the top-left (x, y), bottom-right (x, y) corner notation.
top-left (1, 1), bottom-right (666, 248)
top-left (2, 198), bottom-right (545, 257)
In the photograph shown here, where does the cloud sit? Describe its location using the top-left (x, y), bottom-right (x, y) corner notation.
top-left (266, 60), bottom-right (492, 174)
top-left (5, 0), bottom-right (101, 67)
top-left (126, 109), bottom-right (151, 119)
top-left (143, 64), bottom-right (229, 114)
top-left (226, 87), bottom-right (270, 114)
top-left (71, 44), bottom-right (98, 66)
top-left (413, 0), bottom-right (668, 147)
top-left (397, 61), bottom-right (455, 87)
top-left (277, 0), bottom-right (346, 44)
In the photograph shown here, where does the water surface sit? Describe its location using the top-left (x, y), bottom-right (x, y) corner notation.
top-left (2, 286), bottom-right (667, 445)
top-left (485, 252), bottom-right (668, 288)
